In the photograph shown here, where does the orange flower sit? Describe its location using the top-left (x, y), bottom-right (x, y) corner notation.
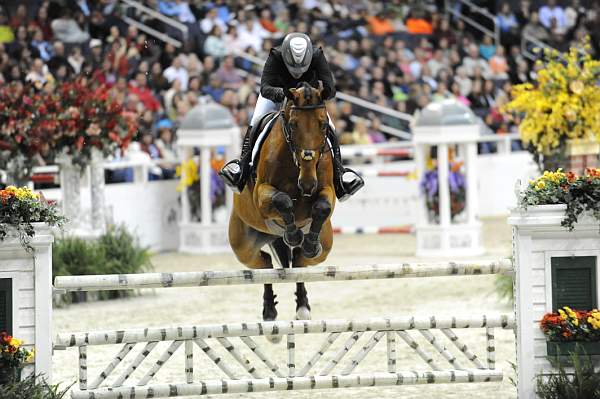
top-left (566, 171), bottom-right (577, 182)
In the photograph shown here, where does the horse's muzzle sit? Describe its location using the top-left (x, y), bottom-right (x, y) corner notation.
top-left (298, 179), bottom-right (317, 197)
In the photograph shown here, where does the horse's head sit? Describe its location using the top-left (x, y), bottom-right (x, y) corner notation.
top-left (285, 82), bottom-right (328, 197)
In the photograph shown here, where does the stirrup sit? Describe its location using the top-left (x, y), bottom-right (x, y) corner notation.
top-left (338, 168), bottom-right (365, 202)
top-left (219, 160), bottom-right (244, 193)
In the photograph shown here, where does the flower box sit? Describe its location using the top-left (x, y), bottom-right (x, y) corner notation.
top-left (546, 341), bottom-right (600, 357)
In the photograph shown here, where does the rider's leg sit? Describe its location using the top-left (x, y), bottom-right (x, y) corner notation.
top-left (220, 94), bottom-right (278, 193)
top-left (326, 114), bottom-right (365, 201)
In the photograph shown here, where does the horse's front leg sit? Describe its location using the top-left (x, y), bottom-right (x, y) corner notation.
top-left (302, 187), bottom-right (334, 258)
top-left (256, 183), bottom-right (303, 247)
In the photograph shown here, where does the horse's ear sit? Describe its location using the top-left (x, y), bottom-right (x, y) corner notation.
top-left (288, 87), bottom-right (299, 101)
top-left (317, 80), bottom-right (324, 97)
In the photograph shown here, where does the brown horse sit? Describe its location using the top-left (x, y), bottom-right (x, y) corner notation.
top-left (228, 82), bottom-right (335, 326)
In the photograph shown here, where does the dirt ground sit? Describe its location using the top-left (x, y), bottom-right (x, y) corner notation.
top-left (52, 217), bottom-right (517, 398)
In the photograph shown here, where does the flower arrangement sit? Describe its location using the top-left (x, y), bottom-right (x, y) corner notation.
top-left (519, 168), bottom-right (600, 230)
top-left (0, 186), bottom-right (64, 251)
top-left (540, 307), bottom-right (600, 342)
top-left (0, 332), bottom-right (34, 368)
top-left (503, 38), bottom-right (600, 156)
top-left (420, 161), bottom-right (466, 222)
top-left (0, 78), bottom-right (137, 176)
top-left (176, 158), bottom-right (225, 221)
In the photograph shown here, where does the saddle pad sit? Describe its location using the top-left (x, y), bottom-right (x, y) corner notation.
top-left (250, 114), bottom-right (279, 168)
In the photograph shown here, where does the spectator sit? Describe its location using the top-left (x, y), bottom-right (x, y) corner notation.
top-left (366, 11), bottom-right (395, 36)
top-left (9, 5), bottom-right (27, 30)
top-left (489, 46), bottom-right (509, 81)
top-left (31, 29), bottom-right (53, 61)
top-left (158, 0), bottom-right (196, 24)
top-left (202, 73), bottom-right (225, 103)
top-left (50, 9), bottom-right (90, 44)
top-left (405, 9), bottom-right (433, 35)
top-left (259, 9), bottom-right (278, 33)
top-left (25, 58), bottom-right (54, 88)
top-left (461, 44), bottom-right (491, 78)
top-left (200, 7), bottom-right (226, 35)
top-left (368, 117), bottom-right (386, 143)
top-left (148, 61), bottom-right (169, 92)
top-left (68, 46), bottom-right (85, 74)
top-left (496, 3), bottom-right (519, 45)
top-left (128, 72), bottom-right (161, 112)
top-left (47, 41), bottom-right (74, 77)
top-left (203, 25), bottom-right (227, 59)
top-left (155, 119), bottom-right (178, 178)
top-left (216, 55), bottom-right (242, 89)
top-left (522, 12), bottom-right (550, 43)
top-left (539, 0), bottom-right (566, 30)
top-left (236, 18), bottom-right (270, 53)
top-left (479, 36), bottom-right (496, 60)
top-left (163, 55), bottom-right (189, 91)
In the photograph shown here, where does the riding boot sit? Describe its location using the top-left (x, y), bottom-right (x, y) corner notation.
top-left (327, 128), bottom-right (365, 202)
top-left (220, 126), bottom-right (253, 193)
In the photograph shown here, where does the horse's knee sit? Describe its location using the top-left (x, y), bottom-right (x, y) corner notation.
top-left (312, 199), bottom-right (332, 221)
top-left (272, 191), bottom-right (293, 213)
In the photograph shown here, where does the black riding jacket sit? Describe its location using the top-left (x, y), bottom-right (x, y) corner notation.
top-left (260, 46), bottom-right (336, 103)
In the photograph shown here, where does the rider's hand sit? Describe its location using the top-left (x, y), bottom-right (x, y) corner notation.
top-left (273, 88), bottom-right (285, 103)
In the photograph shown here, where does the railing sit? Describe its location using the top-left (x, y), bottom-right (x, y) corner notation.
top-left (520, 32), bottom-right (556, 61)
top-left (232, 50), bottom-right (413, 137)
top-left (118, 0), bottom-right (188, 48)
top-left (54, 260), bottom-right (514, 399)
top-left (444, 0), bottom-right (499, 46)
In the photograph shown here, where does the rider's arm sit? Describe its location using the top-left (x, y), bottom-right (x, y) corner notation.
top-left (313, 48), bottom-right (336, 100)
top-left (260, 50), bottom-right (286, 102)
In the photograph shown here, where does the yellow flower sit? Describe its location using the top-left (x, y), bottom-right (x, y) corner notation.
top-left (570, 80), bottom-right (584, 94)
top-left (9, 338), bottom-right (21, 349)
top-left (25, 348), bottom-right (35, 363)
top-left (558, 309), bottom-right (567, 320)
top-left (536, 181), bottom-right (546, 190)
top-left (176, 159), bottom-right (200, 192)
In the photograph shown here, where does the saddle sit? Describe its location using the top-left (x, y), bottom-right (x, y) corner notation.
top-left (248, 111), bottom-right (280, 174)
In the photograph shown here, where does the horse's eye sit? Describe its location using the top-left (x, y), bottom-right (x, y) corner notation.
top-left (321, 122), bottom-right (328, 131)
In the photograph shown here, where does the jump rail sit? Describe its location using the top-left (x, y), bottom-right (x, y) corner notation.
top-left (54, 259), bottom-right (512, 292)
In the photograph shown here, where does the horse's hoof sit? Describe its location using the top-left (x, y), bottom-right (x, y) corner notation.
top-left (284, 229), bottom-right (304, 247)
top-left (296, 306), bottom-right (311, 320)
top-left (266, 334), bottom-right (283, 344)
top-left (302, 240), bottom-right (322, 259)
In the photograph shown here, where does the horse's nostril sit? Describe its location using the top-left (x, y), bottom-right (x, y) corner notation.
top-left (298, 181), bottom-right (317, 197)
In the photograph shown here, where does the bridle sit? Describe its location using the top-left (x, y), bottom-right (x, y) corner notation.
top-left (280, 102), bottom-right (330, 168)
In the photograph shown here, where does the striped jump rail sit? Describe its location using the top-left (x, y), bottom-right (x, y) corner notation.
top-left (356, 170), bottom-right (412, 178)
top-left (341, 148), bottom-right (412, 158)
top-left (58, 314), bottom-right (515, 399)
top-left (53, 259), bottom-right (512, 292)
top-left (332, 225), bottom-right (413, 235)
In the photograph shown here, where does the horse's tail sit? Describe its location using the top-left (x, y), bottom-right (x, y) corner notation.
top-left (270, 238), bottom-right (291, 268)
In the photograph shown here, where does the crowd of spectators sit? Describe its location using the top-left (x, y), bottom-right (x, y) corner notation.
top-left (0, 0), bottom-right (599, 167)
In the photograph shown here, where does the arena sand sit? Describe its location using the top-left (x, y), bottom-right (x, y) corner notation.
top-left (53, 217), bottom-right (516, 398)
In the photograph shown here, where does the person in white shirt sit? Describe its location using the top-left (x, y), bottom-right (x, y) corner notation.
top-left (199, 7), bottom-right (226, 34)
top-left (539, 0), bottom-right (566, 30)
top-left (236, 18), bottom-right (270, 53)
top-left (461, 44), bottom-right (491, 78)
top-left (163, 56), bottom-right (189, 91)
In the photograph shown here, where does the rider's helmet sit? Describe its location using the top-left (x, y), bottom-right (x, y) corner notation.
top-left (281, 33), bottom-right (313, 79)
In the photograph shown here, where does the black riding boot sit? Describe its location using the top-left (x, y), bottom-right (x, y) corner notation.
top-left (328, 129), bottom-right (364, 202)
top-left (220, 126), bottom-right (253, 193)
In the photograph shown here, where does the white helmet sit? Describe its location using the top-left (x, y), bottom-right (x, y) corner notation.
top-left (281, 33), bottom-right (313, 79)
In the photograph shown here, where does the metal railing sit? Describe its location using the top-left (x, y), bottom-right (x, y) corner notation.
top-left (232, 50), bottom-right (414, 138)
top-left (520, 32), bottom-right (557, 61)
top-left (118, 0), bottom-right (188, 48)
top-left (444, 0), bottom-right (500, 46)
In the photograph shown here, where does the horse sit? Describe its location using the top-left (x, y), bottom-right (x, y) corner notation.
top-left (228, 82), bottom-right (335, 330)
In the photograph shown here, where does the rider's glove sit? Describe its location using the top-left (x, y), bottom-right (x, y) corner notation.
top-left (272, 88), bottom-right (285, 103)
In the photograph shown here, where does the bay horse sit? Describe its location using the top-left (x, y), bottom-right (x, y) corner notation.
top-left (228, 82), bottom-right (335, 329)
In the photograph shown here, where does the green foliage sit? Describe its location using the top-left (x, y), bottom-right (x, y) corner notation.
top-left (0, 187), bottom-right (65, 252)
top-left (495, 274), bottom-right (514, 303)
top-left (0, 375), bottom-right (71, 399)
top-left (520, 169), bottom-right (600, 231)
top-left (53, 224), bottom-right (152, 302)
top-left (536, 348), bottom-right (600, 399)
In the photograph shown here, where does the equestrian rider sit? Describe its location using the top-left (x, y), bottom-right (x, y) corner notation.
top-left (219, 32), bottom-right (364, 201)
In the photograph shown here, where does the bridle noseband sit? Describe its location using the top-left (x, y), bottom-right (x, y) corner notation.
top-left (280, 102), bottom-right (329, 168)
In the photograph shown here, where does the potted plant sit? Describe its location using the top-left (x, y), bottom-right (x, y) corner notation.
top-left (0, 332), bottom-right (34, 385)
top-left (503, 38), bottom-right (600, 174)
top-left (540, 307), bottom-right (600, 357)
top-left (0, 185), bottom-right (64, 251)
top-left (518, 168), bottom-right (600, 231)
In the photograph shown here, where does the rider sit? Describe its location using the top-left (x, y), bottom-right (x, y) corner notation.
top-left (219, 32), bottom-right (364, 201)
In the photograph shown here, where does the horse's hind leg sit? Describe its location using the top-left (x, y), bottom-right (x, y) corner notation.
top-left (229, 213), bottom-right (279, 323)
